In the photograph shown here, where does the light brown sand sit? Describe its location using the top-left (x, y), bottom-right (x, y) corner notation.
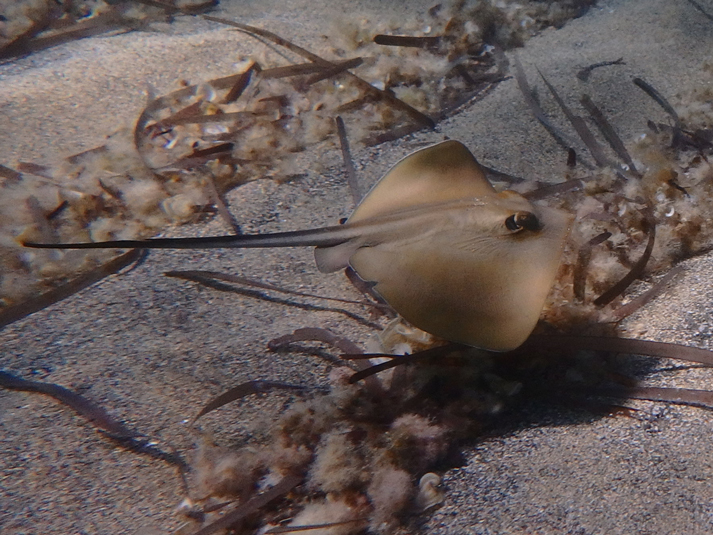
top-left (2, 0), bottom-right (713, 533)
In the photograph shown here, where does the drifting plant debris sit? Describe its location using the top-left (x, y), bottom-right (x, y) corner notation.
top-left (190, 474), bottom-right (303, 535)
top-left (0, 163), bottom-right (22, 181)
top-left (590, 384), bottom-right (713, 408)
top-left (268, 327), bottom-right (366, 357)
top-left (0, 369), bottom-right (187, 468)
top-left (201, 17), bottom-right (437, 129)
top-left (267, 327), bottom-right (388, 395)
top-left (607, 265), bottom-right (685, 323)
top-left (0, 0), bottom-right (217, 62)
top-left (0, 248), bottom-right (141, 328)
top-left (522, 335), bottom-right (713, 366)
top-left (347, 345), bottom-right (454, 385)
top-left (265, 519), bottom-right (369, 534)
top-left (335, 116), bottom-right (361, 206)
top-left (579, 94), bottom-right (640, 176)
top-left (575, 57), bottom-right (625, 81)
top-left (372, 34), bottom-right (443, 49)
top-left (192, 380), bottom-right (318, 424)
top-left (350, 334), bottom-right (713, 415)
top-left (0, 369), bottom-right (138, 437)
top-left (184, 346), bottom-right (481, 534)
top-left (633, 77), bottom-right (682, 128)
top-left (572, 230), bottom-right (612, 302)
top-left (538, 68), bottom-right (613, 169)
top-left (505, 64), bottom-right (713, 332)
top-left (512, 56), bottom-right (573, 152)
top-left (590, 213), bottom-right (655, 307)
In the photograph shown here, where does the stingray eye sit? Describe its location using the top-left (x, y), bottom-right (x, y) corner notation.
top-left (505, 211), bottom-right (540, 232)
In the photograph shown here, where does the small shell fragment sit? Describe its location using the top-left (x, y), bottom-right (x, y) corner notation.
top-left (415, 472), bottom-right (444, 511)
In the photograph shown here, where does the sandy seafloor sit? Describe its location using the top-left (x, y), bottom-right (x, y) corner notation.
top-left (2, 0), bottom-right (713, 533)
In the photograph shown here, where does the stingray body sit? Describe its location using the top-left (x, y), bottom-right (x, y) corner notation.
top-left (24, 141), bottom-right (573, 351)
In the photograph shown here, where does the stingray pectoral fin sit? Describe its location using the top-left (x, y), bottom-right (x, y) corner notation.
top-left (349, 206), bottom-right (573, 351)
top-left (349, 140), bottom-right (496, 223)
top-left (314, 240), bottom-right (362, 273)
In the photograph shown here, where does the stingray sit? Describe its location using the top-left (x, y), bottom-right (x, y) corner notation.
top-left (24, 141), bottom-right (573, 352)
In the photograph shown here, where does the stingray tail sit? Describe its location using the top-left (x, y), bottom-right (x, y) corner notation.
top-left (23, 225), bottom-right (353, 251)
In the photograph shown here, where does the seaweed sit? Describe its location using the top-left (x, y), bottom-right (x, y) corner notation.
top-left (260, 63), bottom-right (328, 79)
top-left (538, 69), bottom-right (612, 168)
top-left (576, 57), bottom-right (625, 82)
top-left (0, 164), bottom-right (22, 181)
top-left (633, 77), bottom-right (682, 128)
top-left (512, 56), bottom-right (572, 151)
top-left (567, 147), bottom-right (577, 168)
top-left (348, 345), bottom-right (456, 384)
top-left (0, 370), bottom-right (137, 437)
top-left (0, 1), bottom-right (216, 63)
top-left (573, 231), bottom-right (612, 302)
top-left (189, 474), bottom-right (303, 535)
top-left (16, 161), bottom-right (54, 179)
top-left (25, 195), bottom-right (58, 244)
top-left (580, 94), bottom-right (640, 175)
top-left (524, 335), bottom-right (713, 367)
top-left (605, 385), bottom-right (713, 408)
top-left (608, 266), bottom-right (685, 322)
top-left (373, 34), bottom-right (443, 49)
top-left (522, 178), bottom-right (583, 200)
top-left (0, 248), bottom-right (141, 329)
top-left (335, 116), bottom-right (361, 205)
top-left (268, 327), bottom-right (365, 356)
top-left (0, 367), bottom-right (186, 466)
top-left (201, 17), bottom-right (436, 130)
top-left (593, 211), bottom-right (655, 307)
top-left (223, 62), bottom-right (259, 104)
top-left (204, 171), bottom-right (240, 233)
top-left (303, 57), bottom-right (364, 87)
top-left (193, 380), bottom-right (315, 422)
top-left (265, 520), bottom-right (367, 534)
top-left (65, 144), bottom-right (110, 164)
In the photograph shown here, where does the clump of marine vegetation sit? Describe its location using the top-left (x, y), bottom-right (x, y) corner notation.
top-left (4, 1), bottom-right (713, 534)
top-left (0, 0), bottom-right (218, 55)
top-left (0, 0), bottom-right (595, 319)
